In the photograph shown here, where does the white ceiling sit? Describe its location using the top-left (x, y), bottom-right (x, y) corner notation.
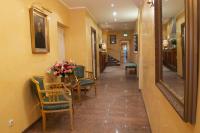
top-left (162, 0), bottom-right (185, 20)
top-left (61, 0), bottom-right (140, 31)
top-left (100, 21), bottom-right (137, 31)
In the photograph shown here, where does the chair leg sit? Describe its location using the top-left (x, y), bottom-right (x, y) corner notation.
top-left (135, 67), bottom-right (137, 75)
top-left (70, 109), bottom-right (74, 130)
top-left (77, 85), bottom-right (81, 103)
top-left (94, 84), bottom-right (97, 96)
top-left (84, 87), bottom-right (87, 95)
top-left (72, 102), bottom-right (75, 114)
top-left (42, 112), bottom-right (46, 131)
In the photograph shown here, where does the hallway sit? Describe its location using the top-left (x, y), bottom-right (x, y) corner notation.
top-left (27, 66), bottom-right (151, 133)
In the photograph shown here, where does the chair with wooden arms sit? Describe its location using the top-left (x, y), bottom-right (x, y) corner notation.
top-left (31, 76), bottom-right (73, 131)
top-left (73, 65), bottom-right (97, 97)
top-left (65, 74), bottom-right (81, 102)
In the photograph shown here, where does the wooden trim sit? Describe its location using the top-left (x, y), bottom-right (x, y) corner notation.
top-left (185, 0), bottom-right (199, 124)
top-left (154, 0), bottom-right (199, 124)
top-left (91, 27), bottom-right (98, 78)
top-left (155, 0), bottom-right (162, 83)
top-left (181, 23), bottom-right (186, 80)
top-left (57, 22), bottom-right (67, 29)
top-left (22, 117), bottom-right (41, 133)
top-left (156, 82), bottom-right (184, 118)
top-left (120, 41), bottom-right (129, 63)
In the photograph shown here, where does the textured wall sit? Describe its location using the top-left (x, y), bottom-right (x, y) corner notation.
top-left (68, 9), bottom-right (102, 76)
top-left (0, 0), bottom-right (70, 132)
top-left (0, 1), bottom-right (101, 132)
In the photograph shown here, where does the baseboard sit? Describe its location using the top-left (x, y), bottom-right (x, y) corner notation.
top-left (22, 117), bottom-right (41, 133)
top-left (140, 89), bottom-right (153, 133)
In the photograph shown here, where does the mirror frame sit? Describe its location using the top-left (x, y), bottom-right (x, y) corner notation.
top-left (154, 0), bottom-right (199, 124)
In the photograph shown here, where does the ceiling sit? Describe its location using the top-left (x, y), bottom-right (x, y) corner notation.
top-left (162, 0), bottom-right (185, 21)
top-left (61, 0), bottom-right (140, 31)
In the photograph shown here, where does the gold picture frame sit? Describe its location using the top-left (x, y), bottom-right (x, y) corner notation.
top-left (30, 7), bottom-right (49, 54)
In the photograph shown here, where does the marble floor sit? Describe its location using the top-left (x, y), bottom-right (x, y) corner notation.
top-left (163, 66), bottom-right (184, 103)
top-left (26, 66), bottom-right (151, 133)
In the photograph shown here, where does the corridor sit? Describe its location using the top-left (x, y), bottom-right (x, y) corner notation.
top-left (27, 66), bottom-right (151, 133)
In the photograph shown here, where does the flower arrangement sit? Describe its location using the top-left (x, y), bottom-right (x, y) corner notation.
top-left (48, 61), bottom-right (76, 77)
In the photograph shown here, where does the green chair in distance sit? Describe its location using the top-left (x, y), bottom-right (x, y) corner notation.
top-left (73, 65), bottom-right (97, 97)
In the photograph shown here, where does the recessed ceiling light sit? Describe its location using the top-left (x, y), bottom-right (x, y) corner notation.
top-left (111, 3), bottom-right (114, 7)
top-left (113, 11), bottom-right (117, 16)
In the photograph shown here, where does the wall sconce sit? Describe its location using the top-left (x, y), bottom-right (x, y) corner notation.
top-left (147, 0), bottom-right (154, 7)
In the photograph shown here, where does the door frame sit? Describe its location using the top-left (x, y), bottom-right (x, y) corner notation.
top-left (57, 22), bottom-right (67, 61)
top-left (120, 41), bottom-right (129, 63)
top-left (91, 27), bottom-right (97, 78)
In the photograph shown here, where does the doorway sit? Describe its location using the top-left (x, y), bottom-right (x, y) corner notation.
top-left (58, 25), bottom-right (66, 61)
top-left (91, 27), bottom-right (97, 78)
top-left (120, 41), bottom-right (129, 64)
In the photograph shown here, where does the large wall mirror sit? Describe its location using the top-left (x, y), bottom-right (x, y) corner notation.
top-left (162, 0), bottom-right (185, 104)
top-left (155, 0), bottom-right (199, 124)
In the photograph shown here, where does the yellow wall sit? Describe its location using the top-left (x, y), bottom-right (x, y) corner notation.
top-left (102, 30), bottom-right (108, 46)
top-left (176, 12), bottom-right (185, 77)
top-left (0, 1), bottom-right (101, 132)
top-left (139, 2), bottom-right (200, 133)
top-left (138, 9), bottom-right (143, 86)
top-left (68, 8), bottom-right (87, 66)
top-left (134, 18), bottom-right (140, 76)
top-left (0, 0), bottom-right (70, 132)
top-left (85, 11), bottom-right (102, 76)
top-left (68, 8), bottom-right (102, 76)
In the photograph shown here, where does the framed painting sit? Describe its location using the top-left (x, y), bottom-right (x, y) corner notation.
top-left (110, 35), bottom-right (117, 44)
top-left (30, 7), bottom-right (49, 54)
top-left (133, 33), bottom-right (138, 53)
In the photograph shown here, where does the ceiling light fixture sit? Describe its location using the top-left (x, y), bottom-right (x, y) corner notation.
top-left (147, 0), bottom-right (154, 7)
top-left (123, 33), bottom-right (128, 37)
top-left (111, 3), bottom-right (114, 7)
top-left (113, 11), bottom-right (117, 16)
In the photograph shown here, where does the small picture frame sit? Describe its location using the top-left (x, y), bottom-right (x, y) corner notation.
top-left (29, 7), bottom-right (49, 54)
top-left (110, 35), bottom-right (117, 44)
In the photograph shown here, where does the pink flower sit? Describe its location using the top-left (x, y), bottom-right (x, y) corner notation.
top-left (55, 63), bottom-right (59, 67)
top-left (64, 69), bottom-right (72, 73)
top-left (71, 66), bottom-right (76, 69)
top-left (48, 61), bottom-right (76, 77)
top-left (67, 65), bottom-right (75, 69)
top-left (53, 71), bottom-right (58, 76)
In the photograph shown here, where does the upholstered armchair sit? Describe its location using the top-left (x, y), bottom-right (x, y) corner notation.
top-left (73, 65), bottom-right (97, 96)
top-left (31, 76), bottom-right (73, 131)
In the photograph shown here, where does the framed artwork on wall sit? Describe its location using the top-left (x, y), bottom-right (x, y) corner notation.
top-left (133, 33), bottom-right (138, 53)
top-left (110, 35), bottom-right (117, 44)
top-left (29, 7), bottom-right (49, 54)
